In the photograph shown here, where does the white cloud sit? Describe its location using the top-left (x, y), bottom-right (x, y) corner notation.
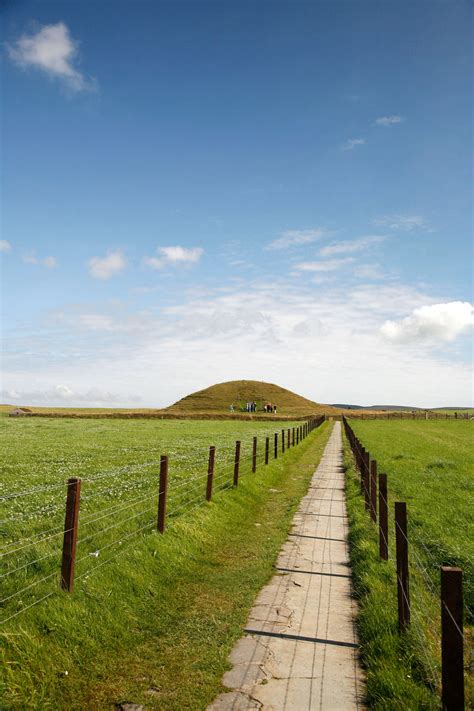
top-left (0, 384), bottom-right (139, 406)
top-left (381, 302), bottom-right (474, 344)
top-left (320, 235), bottom-right (386, 257)
top-left (7, 22), bottom-right (96, 93)
top-left (0, 240), bottom-right (12, 253)
top-left (373, 214), bottom-right (429, 231)
top-left (341, 138), bottom-right (365, 151)
top-left (3, 281), bottom-right (473, 408)
top-left (144, 246), bottom-right (204, 269)
top-left (295, 258), bottom-right (354, 272)
top-left (266, 229), bottom-right (327, 250)
top-left (375, 115), bottom-right (405, 127)
top-left (23, 252), bottom-right (58, 268)
top-left (88, 250), bottom-right (126, 280)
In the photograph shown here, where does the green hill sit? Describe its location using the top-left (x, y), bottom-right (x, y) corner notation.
top-left (167, 380), bottom-right (337, 416)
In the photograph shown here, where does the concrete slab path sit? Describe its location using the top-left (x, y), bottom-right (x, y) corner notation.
top-left (207, 421), bottom-right (365, 710)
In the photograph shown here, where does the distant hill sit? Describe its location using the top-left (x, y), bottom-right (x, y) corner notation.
top-left (167, 380), bottom-right (338, 416)
top-left (332, 403), bottom-right (473, 412)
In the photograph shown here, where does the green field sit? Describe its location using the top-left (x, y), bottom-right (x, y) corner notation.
top-left (345, 419), bottom-right (473, 709)
top-left (0, 416), bottom-right (329, 709)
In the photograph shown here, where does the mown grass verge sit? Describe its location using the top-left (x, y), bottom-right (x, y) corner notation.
top-left (344, 442), bottom-right (439, 710)
top-left (1, 421), bottom-right (331, 710)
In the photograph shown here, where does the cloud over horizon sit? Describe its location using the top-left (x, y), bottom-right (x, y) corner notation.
top-left (380, 301), bottom-right (474, 343)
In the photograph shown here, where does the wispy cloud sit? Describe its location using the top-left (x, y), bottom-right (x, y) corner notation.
top-left (373, 214), bottom-right (429, 231)
top-left (381, 302), bottom-right (474, 343)
top-left (144, 246), bottom-right (204, 270)
top-left (295, 258), bottom-right (354, 273)
top-left (353, 263), bottom-right (386, 281)
top-left (0, 384), bottom-right (139, 406)
top-left (266, 229), bottom-right (327, 250)
top-left (341, 138), bottom-right (365, 151)
top-left (0, 240), bottom-right (12, 253)
top-left (374, 115), bottom-right (405, 127)
top-left (4, 280), bottom-right (472, 407)
top-left (23, 252), bottom-right (57, 268)
top-left (88, 250), bottom-right (126, 279)
top-left (320, 235), bottom-right (386, 257)
top-left (7, 22), bottom-right (96, 92)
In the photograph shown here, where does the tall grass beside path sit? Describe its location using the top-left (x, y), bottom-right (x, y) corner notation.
top-left (1, 421), bottom-right (331, 710)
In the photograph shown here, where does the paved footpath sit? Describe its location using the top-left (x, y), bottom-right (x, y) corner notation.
top-left (207, 421), bottom-right (365, 711)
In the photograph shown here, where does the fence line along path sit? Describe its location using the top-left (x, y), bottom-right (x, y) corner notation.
top-left (207, 421), bottom-right (365, 711)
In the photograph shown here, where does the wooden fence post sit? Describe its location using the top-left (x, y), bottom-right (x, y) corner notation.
top-left (206, 446), bottom-right (215, 501)
top-left (441, 567), bottom-right (464, 710)
top-left (395, 502), bottom-right (410, 630)
top-left (292, 427), bottom-right (295, 446)
top-left (379, 473), bottom-right (388, 560)
top-left (274, 432), bottom-right (278, 459)
top-left (158, 455), bottom-right (168, 533)
top-left (370, 459), bottom-right (377, 522)
top-left (61, 477), bottom-right (81, 592)
top-left (281, 429), bottom-right (285, 453)
top-left (265, 436), bottom-right (269, 464)
top-left (364, 451), bottom-right (370, 510)
top-left (296, 427), bottom-right (299, 445)
top-left (234, 441), bottom-right (241, 486)
top-left (359, 446), bottom-right (365, 494)
top-left (252, 436), bottom-right (257, 473)
top-left (287, 428), bottom-right (290, 448)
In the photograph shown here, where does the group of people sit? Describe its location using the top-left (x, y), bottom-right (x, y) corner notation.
top-left (228, 402), bottom-right (277, 414)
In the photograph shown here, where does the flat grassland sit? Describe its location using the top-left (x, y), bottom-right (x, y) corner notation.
top-left (346, 419), bottom-right (473, 709)
top-left (0, 416), bottom-right (330, 709)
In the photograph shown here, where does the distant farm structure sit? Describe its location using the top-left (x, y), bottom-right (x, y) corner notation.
top-left (9, 407), bottom-right (32, 417)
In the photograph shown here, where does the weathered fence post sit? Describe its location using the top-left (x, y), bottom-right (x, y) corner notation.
top-left (61, 477), bottom-right (81, 592)
top-left (296, 427), bottom-right (299, 445)
top-left (441, 567), bottom-right (464, 710)
top-left (233, 441), bottom-right (241, 486)
top-left (395, 502), bottom-right (410, 630)
top-left (206, 446), bottom-right (215, 501)
top-left (287, 428), bottom-right (290, 448)
top-left (274, 432), bottom-right (278, 459)
top-left (364, 451), bottom-right (370, 510)
top-left (265, 436), bottom-right (269, 464)
top-left (158, 455), bottom-right (168, 533)
top-left (292, 427), bottom-right (295, 446)
top-left (252, 436), bottom-right (257, 473)
top-left (379, 473), bottom-right (388, 560)
top-left (281, 429), bottom-right (285, 453)
top-left (370, 459), bottom-right (377, 522)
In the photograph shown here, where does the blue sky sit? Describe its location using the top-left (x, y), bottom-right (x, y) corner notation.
top-left (1, 0), bottom-right (472, 407)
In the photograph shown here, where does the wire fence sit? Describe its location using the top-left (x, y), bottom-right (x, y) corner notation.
top-left (0, 417), bottom-right (325, 627)
top-left (342, 416), bottom-right (468, 709)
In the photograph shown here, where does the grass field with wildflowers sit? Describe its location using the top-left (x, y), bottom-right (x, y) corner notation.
top-left (1, 416), bottom-right (329, 709)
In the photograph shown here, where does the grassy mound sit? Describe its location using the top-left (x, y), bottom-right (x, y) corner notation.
top-left (167, 379), bottom-right (337, 416)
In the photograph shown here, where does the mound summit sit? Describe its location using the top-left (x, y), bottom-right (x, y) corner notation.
top-left (167, 380), bottom-right (337, 416)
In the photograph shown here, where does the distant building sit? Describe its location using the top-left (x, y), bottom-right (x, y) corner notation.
top-left (9, 407), bottom-right (32, 417)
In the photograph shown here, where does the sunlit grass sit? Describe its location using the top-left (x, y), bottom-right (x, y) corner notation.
top-left (0, 417), bottom-right (330, 709)
top-left (345, 419), bottom-right (473, 709)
